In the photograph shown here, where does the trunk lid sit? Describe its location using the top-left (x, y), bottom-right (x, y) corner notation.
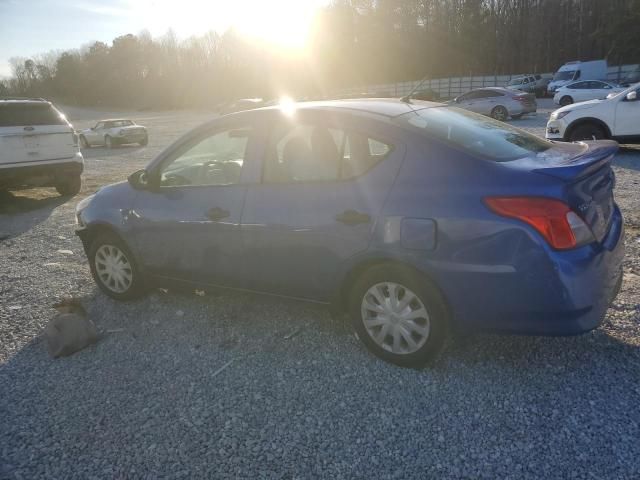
top-left (527, 140), bottom-right (618, 243)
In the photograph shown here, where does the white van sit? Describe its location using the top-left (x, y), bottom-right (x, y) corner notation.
top-left (547, 60), bottom-right (608, 95)
top-left (0, 99), bottom-right (83, 196)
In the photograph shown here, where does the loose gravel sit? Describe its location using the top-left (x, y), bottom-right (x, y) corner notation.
top-left (1, 100), bottom-right (639, 479)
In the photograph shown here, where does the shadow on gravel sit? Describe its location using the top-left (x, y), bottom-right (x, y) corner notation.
top-left (80, 145), bottom-right (145, 159)
top-left (0, 190), bottom-right (69, 239)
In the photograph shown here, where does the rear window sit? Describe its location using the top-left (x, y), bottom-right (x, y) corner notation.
top-left (396, 106), bottom-right (551, 162)
top-left (0, 103), bottom-right (67, 127)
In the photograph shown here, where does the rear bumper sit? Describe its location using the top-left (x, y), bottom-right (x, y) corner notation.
top-left (0, 154), bottom-right (83, 188)
top-left (423, 205), bottom-right (625, 336)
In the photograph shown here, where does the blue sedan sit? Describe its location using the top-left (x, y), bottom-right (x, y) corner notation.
top-left (75, 100), bottom-right (624, 367)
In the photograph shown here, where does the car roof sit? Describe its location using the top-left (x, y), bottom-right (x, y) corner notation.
top-left (254, 98), bottom-right (444, 120)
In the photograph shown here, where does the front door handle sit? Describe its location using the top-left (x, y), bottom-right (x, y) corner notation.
top-left (206, 207), bottom-right (230, 221)
top-left (335, 209), bottom-right (371, 226)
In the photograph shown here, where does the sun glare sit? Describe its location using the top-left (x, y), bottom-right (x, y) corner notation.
top-left (144, 0), bottom-right (322, 53)
top-left (278, 96), bottom-right (297, 116)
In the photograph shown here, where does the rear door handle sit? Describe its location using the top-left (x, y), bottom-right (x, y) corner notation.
top-left (335, 209), bottom-right (371, 226)
top-left (206, 207), bottom-right (230, 221)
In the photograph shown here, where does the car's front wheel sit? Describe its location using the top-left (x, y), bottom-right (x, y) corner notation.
top-left (568, 123), bottom-right (607, 142)
top-left (105, 135), bottom-right (113, 149)
top-left (490, 105), bottom-right (509, 121)
top-left (139, 135), bottom-right (148, 146)
top-left (55, 175), bottom-right (82, 196)
top-left (88, 232), bottom-right (147, 300)
top-left (79, 135), bottom-right (89, 149)
top-left (349, 264), bottom-right (448, 367)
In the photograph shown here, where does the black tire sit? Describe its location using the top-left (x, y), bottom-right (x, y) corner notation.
top-left (79, 135), bottom-right (89, 149)
top-left (55, 175), bottom-right (82, 196)
top-left (88, 231), bottom-right (147, 300)
top-left (139, 136), bottom-right (148, 146)
top-left (348, 264), bottom-right (449, 368)
top-left (105, 135), bottom-right (113, 149)
top-left (567, 123), bottom-right (607, 142)
top-left (490, 105), bottom-right (509, 121)
top-left (559, 96), bottom-right (573, 107)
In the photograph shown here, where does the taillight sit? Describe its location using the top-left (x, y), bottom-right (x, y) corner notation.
top-left (514, 96), bottom-right (528, 102)
top-left (484, 197), bottom-right (594, 250)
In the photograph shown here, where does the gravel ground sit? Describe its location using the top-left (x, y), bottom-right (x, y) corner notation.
top-left (1, 99), bottom-right (639, 479)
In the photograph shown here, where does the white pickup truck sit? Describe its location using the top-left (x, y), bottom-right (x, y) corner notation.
top-left (0, 99), bottom-right (83, 196)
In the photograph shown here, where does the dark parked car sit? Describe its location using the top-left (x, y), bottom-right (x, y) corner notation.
top-left (76, 99), bottom-right (624, 367)
top-left (406, 88), bottom-right (440, 102)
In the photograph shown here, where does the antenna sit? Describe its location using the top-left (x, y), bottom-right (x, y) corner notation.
top-left (401, 74), bottom-right (429, 103)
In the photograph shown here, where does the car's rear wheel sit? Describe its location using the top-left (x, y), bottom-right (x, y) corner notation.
top-left (88, 232), bottom-right (147, 300)
top-left (105, 135), bottom-right (113, 149)
top-left (55, 175), bottom-right (82, 196)
top-left (490, 105), bottom-right (509, 121)
top-left (568, 123), bottom-right (607, 142)
top-left (79, 135), bottom-right (89, 149)
top-left (559, 96), bottom-right (573, 106)
top-left (139, 136), bottom-right (148, 146)
top-left (349, 264), bottom-right (448, 368)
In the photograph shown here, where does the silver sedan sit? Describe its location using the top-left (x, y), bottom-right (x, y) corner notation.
top-left (452, 87), bottom-right (537, 121)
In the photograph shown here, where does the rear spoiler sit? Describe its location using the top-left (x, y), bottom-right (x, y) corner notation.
top-left (533, 140), bottom-right (618, 182)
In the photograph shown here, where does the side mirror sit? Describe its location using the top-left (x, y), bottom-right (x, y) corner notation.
top-left (626, 91), bottom-right (638, 102)
top-left (128, 169), bottom-right (149, 190)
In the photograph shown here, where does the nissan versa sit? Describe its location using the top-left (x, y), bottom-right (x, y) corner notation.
top-left (75, 100), bottom-right (624, 367)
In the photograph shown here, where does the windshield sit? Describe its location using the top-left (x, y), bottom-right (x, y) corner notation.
top-left (553, 70), bottom-right (576, 81)
top-left (607, 83), bottom-right (640, 100)
top-left (395, 106), bottom-right (552, 162)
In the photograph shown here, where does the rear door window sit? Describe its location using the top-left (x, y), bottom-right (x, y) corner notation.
top-left (263, 122), bottom-right (393, 183)
top-left (0, 103), bottom-right (67, 127)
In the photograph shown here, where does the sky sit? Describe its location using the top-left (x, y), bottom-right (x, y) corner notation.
top-left (0, 0), bottom-right (325, 78)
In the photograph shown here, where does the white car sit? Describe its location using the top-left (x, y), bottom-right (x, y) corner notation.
top-left (546, 83), bottom-right (640, 142)
top-left (0, 98), bottom-right (83, 196)
top-left (78, 119), bottom-right (148, 149)
top-left (553, 80), bottom-right (624, 106)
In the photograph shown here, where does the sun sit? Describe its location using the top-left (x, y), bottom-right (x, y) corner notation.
top-left (143, 0), bottom-right (323, 53)
top-left (230, 0), bottom-right (319, 52)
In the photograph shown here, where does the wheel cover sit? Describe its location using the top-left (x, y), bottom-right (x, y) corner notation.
top-left (361, 282), bottom-right (431, 355)
top-left (94, 244), bottom-right (133, 293)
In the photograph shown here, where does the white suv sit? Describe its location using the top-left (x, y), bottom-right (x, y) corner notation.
top-left (546, 83), bottom-right (640, 142)
top-left (0, 99), bottom-right (83, 196)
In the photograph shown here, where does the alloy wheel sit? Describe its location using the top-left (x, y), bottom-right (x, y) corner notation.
top-left (94, 244), bottom-right (133, 293)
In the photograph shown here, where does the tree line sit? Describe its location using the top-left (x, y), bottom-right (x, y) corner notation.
top-left (2, 0), bottom-right (639, 108)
